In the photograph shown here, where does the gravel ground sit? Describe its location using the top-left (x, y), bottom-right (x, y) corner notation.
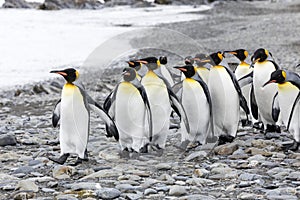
top-left (1, 1), bottom-right (300, 199)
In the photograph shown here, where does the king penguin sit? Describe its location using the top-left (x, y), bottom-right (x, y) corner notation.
top-left (50, 68), bottom-right (118, 165)
top-left (155, 56), bottom-right (175, 86)
top-left (264, 69), bottom-right (300, 151)
top-left (138, 57), bottom-right (190, 153)
top-left (225, 49), bottom-right (253, 126)
top-left (193, 53), bottom-right (210, 84)
top-left (205, 52), bottom-right (250, 145)
top-left (105, 67), bottom-right (153, 157)
top-left (174, 64), bottom-right (213, 147)
top-left (251, 48), bottom-right (281, 133)
top-left (127, 60), bottom-right (143, 81)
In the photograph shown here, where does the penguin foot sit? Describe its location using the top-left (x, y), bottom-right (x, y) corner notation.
top-left (265, 124), bottom-right (281, 133)
top-left (119, 148), bottom-right (130, 159)
top-left (253, 122), bottom-right (264, 130)
top-left (218, 135), bottom-right (235, 146)
top-left (283, 140), bottom-right (300, 152)
top-left (241, 119), bottom-right (252, 127)
top-left (140, 144), bottom-right (149, 153)
top-left (48, 153), bottom-right (70, 165)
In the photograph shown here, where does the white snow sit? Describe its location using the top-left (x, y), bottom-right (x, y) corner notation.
top-left (0, 5), bottom-right (211, 88)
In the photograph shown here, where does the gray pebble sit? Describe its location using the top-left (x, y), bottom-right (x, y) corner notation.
top-left (96, 188), bottom-right (121, 199)
top-left (168, 185), bottom-right (187, 196)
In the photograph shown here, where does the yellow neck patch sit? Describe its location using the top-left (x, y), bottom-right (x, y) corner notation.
top-left (264, 49), bottom-right (269, 57)
top-left (282, 70), bottom-right (286, 80)
top-left (75, 70), bottom-right (79, 80)
top-left (217, 52), bottom-right (223, 60)
top-left (244, 50), bottom-right (248, 58)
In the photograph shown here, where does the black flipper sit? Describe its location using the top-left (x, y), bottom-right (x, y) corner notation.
top-left (238, 71), bottom-right (253, 88)
top-left (76, 83), bottom-right (119, 141)
top-left (52, 99), bottom-right (61, 127)
top-left (103, 90), bottom-right (114, 113)
top-left (269, 60), bottom-right (280, 70)
top-left (272, 92), bottom-right (280, 122)
top-left (156, 72), bottom-right (190, 133)
top-left (224, 67), bottom-right (250, 115)
top-left (135, 85), bottom-right (153, 142)
top-left (287, 91), bottom-right (300, 130)
top-left (194, 76), bottom-right (214, 137)
top-left (171, 81), bottom-right (183, 100)
top-left (250, 85), bottom-right (259, 120)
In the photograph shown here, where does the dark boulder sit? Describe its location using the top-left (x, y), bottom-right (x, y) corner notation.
top-left (0, 134), bottom-right (17, 146)
top-left (2, 0), bottom-right (41, 8)
top-left (39, 0), bottom-right (103, 10)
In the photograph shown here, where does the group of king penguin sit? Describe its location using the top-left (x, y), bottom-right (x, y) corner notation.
top-left (49, 48), bottom-right (300, 165)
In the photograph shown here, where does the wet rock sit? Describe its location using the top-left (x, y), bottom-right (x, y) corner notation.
top-left (179, 195), bottom-right (216, 200)
top-left (3, 0), bottom-right (40, 8)
top-left (40, 0), bottom-right (103, 10)
top-left (158, 173), bottom-right (175, 184)
top-left (33, 84), bottom-right (49, 94)
top-left (0, 134), bottom-right (17, 146)
top-left (13, 191), bottom-right (35, 200)
top-left (0, 152), bottom-right (20, 162)
top-left (125, 192), bottom-right (143, 200)
top-left (52, 165), bottom-right (76, 179)
top-left (64, 182), bottom-right (102, 190)
top-left (239, 173), bottom-right (262, 181)
top-left (96, 188), bottom-right (121, 199)
top-left (168, 185), bottom-right (187, 196)
top-left (286, 171), bottom-right (300, 181)
top-left (99, 148), bottom-right (119, 160)
top-left (41, 188), bottom-right (55, 193)
top-left (80, 169), bottom-right (122, 180)
top-left (13, 166), bottom-right (34, 174)
top-left (56, 194), bottom-right (78, 200)
top-left (245, 147), bottom-right (272, 157)
top-left (144, 188), bottom-right (157, 195)
top-left (267, 167), bottom-right (293, 180)
top-left (47, 181), bottom-right (58, 188)
top-left (16, 180), bottom-right (39, 192)
top-left (156, 163), bottom-right (172, 170)
top-left (248, 154), bottom-right (266, 161)
top-left (237, 192), bottom-right (258, 199)
top-left (194, 168), bottom-right (209, 178)
top-left (214, 143), bottom-right (238, 155)
top-left (185, 151), bottom-right (207, 161)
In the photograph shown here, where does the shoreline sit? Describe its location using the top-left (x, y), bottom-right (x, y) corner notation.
top-left (1, 1), bottom-right (300, 199)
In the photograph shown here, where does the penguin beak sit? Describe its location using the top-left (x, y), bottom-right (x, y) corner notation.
top-left (174, 66), bottom-right (187, 72)
top-left (50, 70), bottom-right (67, 77)
top-left (263, 80), bottom-right (276, 87)
top-left (127, 61), bottom-right (134, 66)
top-left (226, 51), bottom-right (237, 55)
top-left (136, 60), bottom-right (148, 64)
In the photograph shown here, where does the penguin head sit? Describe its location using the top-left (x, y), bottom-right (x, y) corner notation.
top-left (184, 56), bottom-right (194, 65)
top-left (50, 68), bottom-right (79, 83)
top-left (225, 49), bottom-right (248, 61)
top-left (127, 60), bottom-right (142, 71)
top-left (122, 67), bottom-right (137, 82)
top-left (136, 57), bottom-right (160, 70)
top-left (174, 64), bottom-right (196, 78)
top-left (251, 48), bottom-right (269, 63)
top-left (206, 51), bottom-right (223, 66)
top-left (159, 56), bottom-right (168, 65)
top-left (263, 70), bottom-right (286, 87)
top-left (193, 53), bottom-right (207, 66)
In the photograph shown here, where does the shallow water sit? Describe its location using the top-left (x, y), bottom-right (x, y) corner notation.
top-left (0, 5), bottom-right (210, 89)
